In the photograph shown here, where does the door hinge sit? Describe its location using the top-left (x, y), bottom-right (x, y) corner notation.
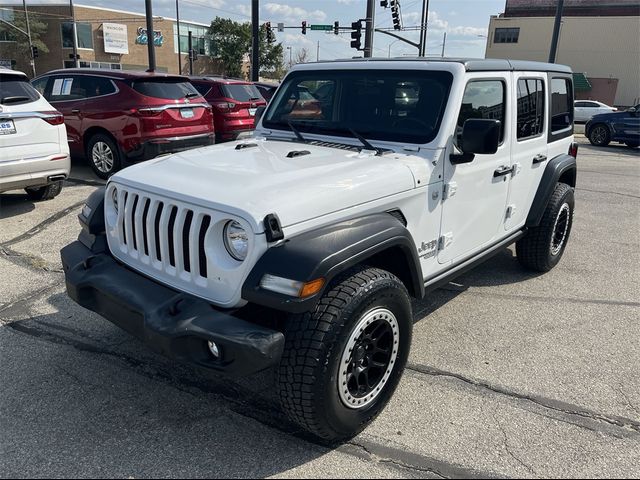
top-left (438, 232), bottom-right (453, 250)
top-left (512, 162), bottom-right (522, 176)
top-left (443, 182), bottom-right (458, 199)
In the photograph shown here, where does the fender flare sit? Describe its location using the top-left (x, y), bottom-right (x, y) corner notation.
top-left (526, 154), bottom-right (577, 227)
top-left (242, 213), bottom-right (424, 314)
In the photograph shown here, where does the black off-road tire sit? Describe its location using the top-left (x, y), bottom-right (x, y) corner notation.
top-left (588, 124), bottom-right (611, 146)
top-left (25, 181), bottom-right (63, 201)
top-left (278, 266), bottom-right (413, 443)
top-left (517, 182), bottom-right (574, 272)
top-left (86, 133), bottom-right (122, 180)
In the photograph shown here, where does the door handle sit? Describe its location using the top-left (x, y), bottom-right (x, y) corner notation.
top-left (532, 154), bottom-right (547, 164)
top-left (493, 165), bottom-right (514, 177)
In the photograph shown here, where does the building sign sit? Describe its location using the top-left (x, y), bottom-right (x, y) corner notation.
top-left (136, 27), bottom-right (164, 46)
top-left (103, 23), bottom-right (129, 55)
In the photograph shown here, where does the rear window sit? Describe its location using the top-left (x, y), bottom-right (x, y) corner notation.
top-left (131, 79), bottom-right (200, 100)
top-left (221, 84), bottom-right (262, 102)
top-left (192, 83), bottom-right (211, 97)
top-left (0, 74), bottom-right (40, 105)
top-left (551, 78), bottom-right (573, 132)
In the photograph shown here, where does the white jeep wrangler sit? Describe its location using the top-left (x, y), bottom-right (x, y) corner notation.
top-left (62, 59), bottom-right (578, 442)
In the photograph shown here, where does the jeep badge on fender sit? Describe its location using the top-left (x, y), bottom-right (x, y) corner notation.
top-left (61, 59), bottom-right (577, 443)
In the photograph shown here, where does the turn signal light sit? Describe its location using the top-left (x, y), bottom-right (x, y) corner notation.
top-left (299, 278), bottom-right (325, 298)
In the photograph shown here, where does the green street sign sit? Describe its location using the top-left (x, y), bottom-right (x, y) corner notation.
top-left (310, 24), bottom-right (333, 31)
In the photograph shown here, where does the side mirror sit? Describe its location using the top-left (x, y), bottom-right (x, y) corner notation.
top-left (628, 107), bottom-right (637, 116)
top-left (254, 105), bottom-right (266, 126)
top-left (451, 118), bottom-right (501, 164)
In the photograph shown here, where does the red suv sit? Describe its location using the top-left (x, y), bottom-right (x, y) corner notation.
top-left (189, 77), bottom-right (266, 142)
top-left (31, 69), bottom-right (214, 178)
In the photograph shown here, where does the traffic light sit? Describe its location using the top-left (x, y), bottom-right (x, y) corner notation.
top-left (334, 21), bottom-right (339, 35)
top-left (31, 45), bottom-right (38, 59)
top-left (301, 21), bottom-right (307, 34)
top-left (350, 20), bottom-right (363, 51)
top-left (265, 22), bottom-right (274, 42)
top-left (380, 0), bottom-right (389, 7)
top-left (391, 0), bottom-right (402, 30)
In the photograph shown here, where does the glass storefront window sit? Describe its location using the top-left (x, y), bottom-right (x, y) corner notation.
top-left (61, 22), bottom-right (93, 49)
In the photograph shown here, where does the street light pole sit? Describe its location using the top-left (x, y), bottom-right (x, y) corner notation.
top-left (364, 0), bottom-right (375, 58)
top-left (69, 0), bottom-right (79, 67)
top-left (251, 0), bottom-right (259, 81)
top-left (176, 0), bottom-right (182, 74)
top-left (144, 0), bottom-right (156, 71)
top-left (418, 0), bottom-right (429, 56)
top-left (548, 0), bottom-right (565, 63)
top-left (22, 0), bottom-right (36, 77)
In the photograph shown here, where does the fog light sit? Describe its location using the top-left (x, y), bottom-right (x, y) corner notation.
top-left (207, 340), bottom-right (220, 359)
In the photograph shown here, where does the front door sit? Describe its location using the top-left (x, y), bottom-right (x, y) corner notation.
top-left (505, 72), bottom-right (548, 231)
top-left (613, 106), bottom-right (640, 144)
top-left (438, 75), bottom-right (511, 264)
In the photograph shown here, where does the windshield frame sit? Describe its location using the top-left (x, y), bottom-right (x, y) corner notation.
top-left (262, 68), bottom-right (454, 146)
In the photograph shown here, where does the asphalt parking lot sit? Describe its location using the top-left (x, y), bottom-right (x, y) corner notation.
top-left (1, 137), bottom-right (639, 478)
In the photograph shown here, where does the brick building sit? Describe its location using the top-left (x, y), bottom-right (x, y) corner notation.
top-left (0, 3), bottom-right (222, 77)
top-left (485, 0), bottom-right (640, 107)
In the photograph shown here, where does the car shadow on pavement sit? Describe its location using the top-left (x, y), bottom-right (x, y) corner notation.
top-left (411, 248), bottom-right (541, 323)
top-left (1, 292), bottom-right (333, 478)
top-left (0, 193), bottom-right (36, 219)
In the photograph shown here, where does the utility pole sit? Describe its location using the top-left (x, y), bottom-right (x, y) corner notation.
top-left (188, 30), bottom-right (193, 75)
top-left (251, 0), bottom-right (259, 81)
top-left (441, 32), bottom-right (446, 57)
top-left (418, 0), bottom-right (429, 56)
top-left (364, 0), bottom-right (375, 58)
top-left (69, 0), bottom-right (79, 67)
top-left (22, 0), bottom-right (35, 77)
top-left (316, 40), bottom-right (320, 61)
top-left (548, 0), bottom-right (565, 63)
top-left (144, 0), bottom-right (156, 71)
top-left (176, 0), bottom-right (182, 74)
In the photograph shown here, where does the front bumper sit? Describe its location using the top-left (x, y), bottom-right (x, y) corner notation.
top-left (60, 240), bottom-right (284, 377)
top-left (126, 133), bottom-right (215, 161)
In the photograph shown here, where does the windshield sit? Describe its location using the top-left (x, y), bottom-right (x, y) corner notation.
top-left (131, 79), bottom-right (200, 100)
top-left (263, 69), bottom-right (453, 144)
top-left (222, 84), bottom-right (263, 102)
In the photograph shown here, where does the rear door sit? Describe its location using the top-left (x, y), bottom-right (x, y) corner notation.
top-left (45, 74), bottom-right (87, 154)
top-left (505, 73), bottom-right (548, 231)
top-left (612, 105), bottom-right (640, 143)
top-left (0, 73), bottom-right (62, 173)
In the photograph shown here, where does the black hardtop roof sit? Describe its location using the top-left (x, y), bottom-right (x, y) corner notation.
top-left (313, 57), bottom-right (573, 74)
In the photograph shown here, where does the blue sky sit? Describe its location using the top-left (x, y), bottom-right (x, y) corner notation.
top-left (4, 0), bottom-right (506, 59)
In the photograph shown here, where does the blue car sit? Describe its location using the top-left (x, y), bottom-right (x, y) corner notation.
top-left (586, 104), bottom-right (640, 148)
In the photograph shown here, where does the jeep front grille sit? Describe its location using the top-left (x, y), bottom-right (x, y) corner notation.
top-left (115, 189), bottom-right (212, 280)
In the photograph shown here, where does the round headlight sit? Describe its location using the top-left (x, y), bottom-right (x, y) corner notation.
top-left (223, 220), bottom-right (249, 261)
top-left (111, 187), bottom-right (118, 213)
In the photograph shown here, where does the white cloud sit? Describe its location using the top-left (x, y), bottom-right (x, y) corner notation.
top-left (398, 10), bottom-right (487, 37)
top-left (264, 3), bottom-right (326, 23)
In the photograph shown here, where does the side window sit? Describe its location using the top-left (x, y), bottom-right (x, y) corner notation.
top-left (31, 77), bottom-right (49, 98)
top-left (455, 80), bottom-right (505, 148)
top-left (49, 76), bottom-right (88, 102)
top-left (517, 78), bottom-right (545, 140)
top-left (85, 77), bottom-right (116, 98)
top-left (551, 78), bottom-right (573, 132)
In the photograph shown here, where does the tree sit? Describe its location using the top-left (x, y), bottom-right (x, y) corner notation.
top-left (0, 9), bottom-right (49, 69)
top-left (294, 48), bottom-right (309, 65)
top-left (208, 17), bottom-right (284, 79)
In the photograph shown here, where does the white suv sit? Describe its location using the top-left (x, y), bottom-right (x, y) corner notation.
top-left (61, 59), bottom-right (578, 442)
top-left (0, 68), bottom-right (70, 200)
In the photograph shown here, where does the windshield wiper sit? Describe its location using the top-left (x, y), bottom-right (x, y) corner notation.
top-left (288, 121), bottom-right (308, 143)
top-left (184, 92), bottom-right (200, 99)
top-left (348, 128), bottom-right (384, 156)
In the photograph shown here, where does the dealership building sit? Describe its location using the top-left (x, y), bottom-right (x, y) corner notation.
top-left (485, 0), bottom-right (640, 107)
top-left (0, 4), bottom-right (221, 77)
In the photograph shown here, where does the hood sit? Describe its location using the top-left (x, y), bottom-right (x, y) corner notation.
top-left (112, 139), bottom-right (419, 232)
top-left (589, 111), bottom-right (627, 122)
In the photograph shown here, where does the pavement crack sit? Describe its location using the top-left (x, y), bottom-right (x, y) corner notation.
top-left (1, 199), bottom-right (86, 247)
top-left (0, 283), bottom-right (61, 320)
top-left (493, 411), bottom-right (537, 476)
top-left (407, 363), bottom-right (640, 437)
top-left (456, 289), bottom-right (640, 308)
top-left (575, 187), bottom-right (640, 200)
top-left (0, 245), bottom-right (63, 274)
